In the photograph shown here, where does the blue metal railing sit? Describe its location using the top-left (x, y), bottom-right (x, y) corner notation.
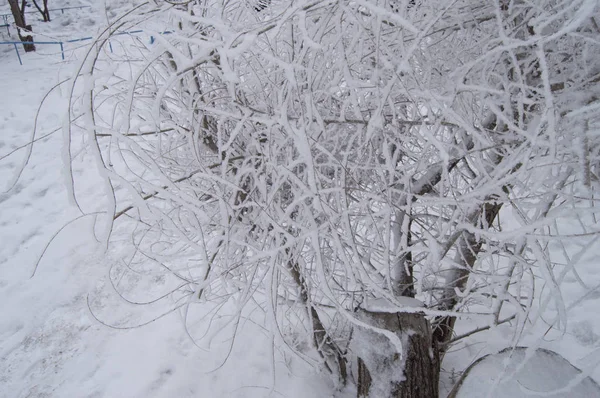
top-left (0, 5), bottom-right (92, 22)
top-left (0, 40), bottom-right (64, 65)
top-left (2, 30), bottom-right (174, 65)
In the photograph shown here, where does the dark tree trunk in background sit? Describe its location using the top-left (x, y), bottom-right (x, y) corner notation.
top-left (355, 310), bottom-right (440, 398)
top-left (43, 0), bottom-right (50, 22)
top-left (32, 0), bottom-right (50, 22)
top-left (8, 0), bottom-right (35, 52)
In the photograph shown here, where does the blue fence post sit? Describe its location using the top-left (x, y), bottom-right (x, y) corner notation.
top-left (13, 43), bottom-right (22, 65)
top-left (109, 41), bottom-right (113, 53)
top-left (59, 42), bottom-right (64, 60)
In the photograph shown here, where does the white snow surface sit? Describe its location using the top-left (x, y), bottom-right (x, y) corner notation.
top-left (452, 348), bottom-right (600, 397)
top-left (1, 1), bottom-right (600, 397)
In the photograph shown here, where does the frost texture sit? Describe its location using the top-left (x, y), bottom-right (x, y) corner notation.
top-left (57, 0), bottom-right (600, 391)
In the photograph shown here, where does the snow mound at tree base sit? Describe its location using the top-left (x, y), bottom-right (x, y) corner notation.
top-left (449, 347), bottom-right (600, 397)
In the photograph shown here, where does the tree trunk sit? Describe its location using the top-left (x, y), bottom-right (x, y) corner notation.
top-left (355, 309), bottom-right (439, 398)
top-left (32, 0), bottom-right (50, 22)
top-left (8, 0), bottom-right (35, 52)
top-left (43, 0), bottom-right (50, 22)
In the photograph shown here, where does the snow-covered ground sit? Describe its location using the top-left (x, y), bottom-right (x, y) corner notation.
top-left (1, 1), bottom-right (599, 397)
top-left (450, 348), bottom-right (600, 397)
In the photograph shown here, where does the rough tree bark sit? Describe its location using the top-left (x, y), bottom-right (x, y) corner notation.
top-left (355, 309), bottom-right (439, 398)
top-left (7, 0), bottom-right (35, 52)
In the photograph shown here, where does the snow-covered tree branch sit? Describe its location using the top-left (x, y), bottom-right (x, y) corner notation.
top-left (64, 0), bottom-right (600, 396)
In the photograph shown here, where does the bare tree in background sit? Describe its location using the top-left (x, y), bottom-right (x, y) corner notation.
top-left (59, 0), bottom-right (600, 396)
top-left (32, 0), bottom-right (50, 22)
top-left (7, 0), bottom-right (35, 52)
